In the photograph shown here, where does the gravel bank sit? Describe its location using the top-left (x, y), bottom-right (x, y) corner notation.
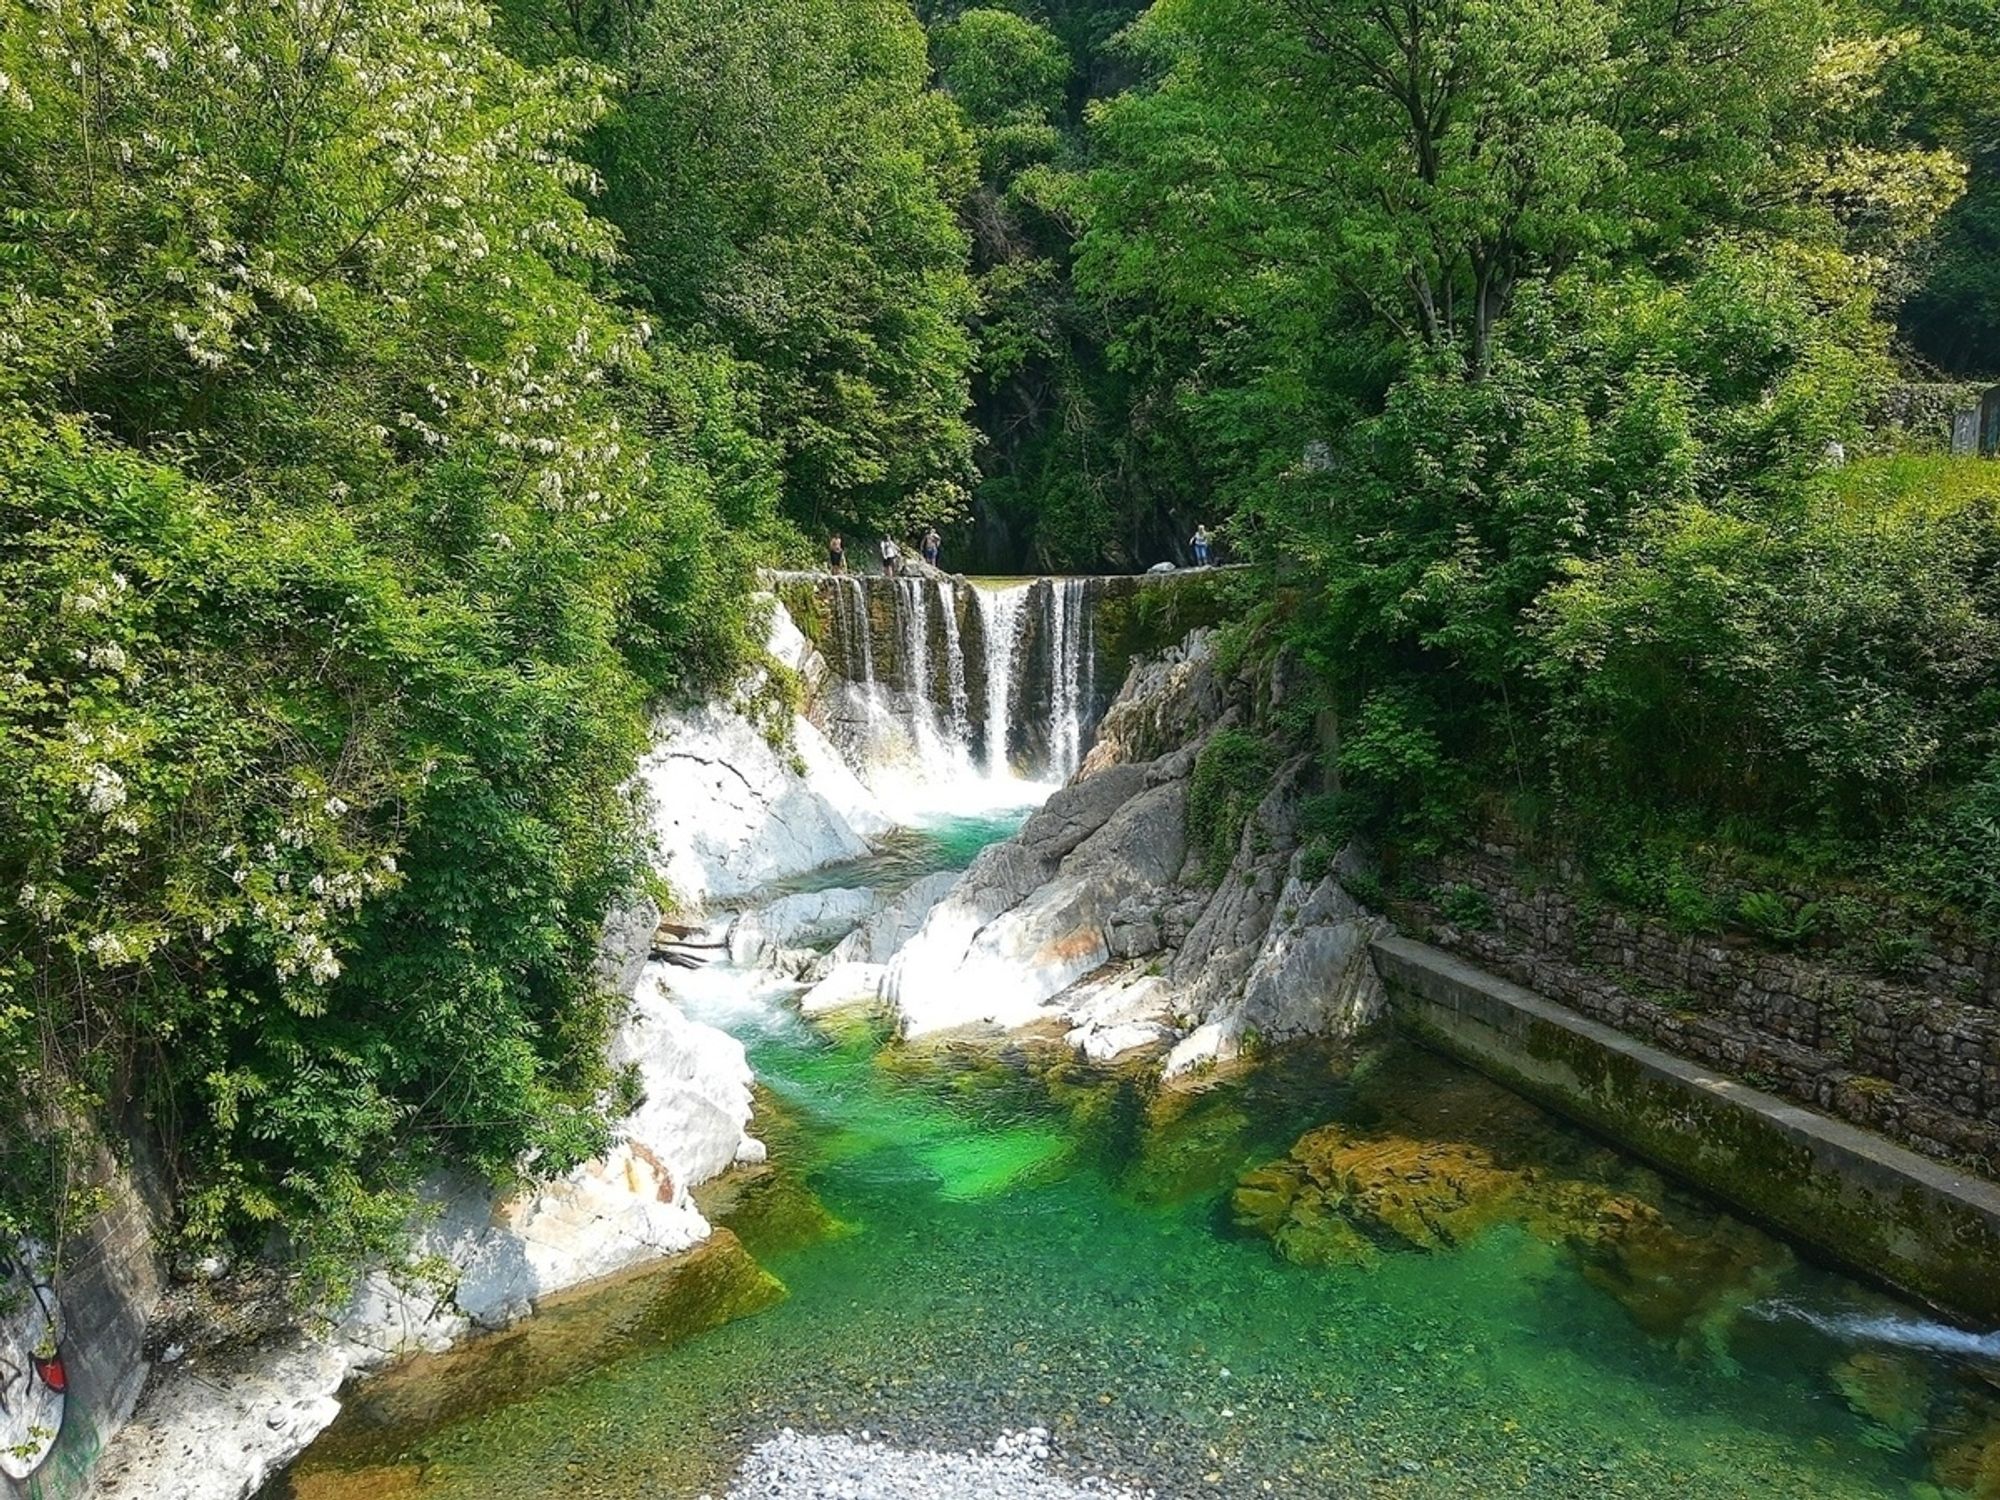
top-left (722, 1427), bottom-right (1158, 1499)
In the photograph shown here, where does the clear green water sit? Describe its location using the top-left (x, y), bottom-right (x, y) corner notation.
top-left (279, 814), bottom-right (2000, 1500)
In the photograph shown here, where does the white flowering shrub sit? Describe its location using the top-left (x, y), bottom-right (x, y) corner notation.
top-left (0, 0), bottom-right (766, 1296)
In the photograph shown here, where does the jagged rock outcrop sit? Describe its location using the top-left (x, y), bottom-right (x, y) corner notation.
top-left (876, 630), bottom-right (1389, 1062)
top-left (885, 765), bottom-right (1188, 1035)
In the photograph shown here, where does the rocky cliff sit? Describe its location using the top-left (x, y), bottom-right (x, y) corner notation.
top-left (849, 629), bottom-right (1390, 1068)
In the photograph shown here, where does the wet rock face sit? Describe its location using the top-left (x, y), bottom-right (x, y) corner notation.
top-left (876, 627), bottom-right (1389, 1063)
top-left (643, 603), bottom-right (892, 907)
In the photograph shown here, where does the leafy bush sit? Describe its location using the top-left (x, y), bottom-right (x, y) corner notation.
top-left (1733, 890), bottom-right (1824, 948)
top-left (0, 0), bottom-right (768, 1294)
top-left (1435, 884), bottom-right (1494, 930)
top-left (1188, 730), bottom-right (1277, 886)
top-left (1870, 932), bottom-right (1931, 978)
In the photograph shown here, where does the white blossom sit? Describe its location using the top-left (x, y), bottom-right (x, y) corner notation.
top-left (82, 763), bottom-right (128, 813)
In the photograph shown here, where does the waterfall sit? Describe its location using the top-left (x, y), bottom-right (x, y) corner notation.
top-left (973, 583), bottom-right (1032, 777)
top-left (936, 579), bottom-right (970, 747)
top-left (1044, 579), bottom-right (1096, 781)
top-left (839, 577), bottom-right (876, 687)
top-left (783, 570), bottom-right (1102, 806)
top-left (897, 577), bottom-right (933, 725)
top-left (895, 576), bottom-right (969, 777)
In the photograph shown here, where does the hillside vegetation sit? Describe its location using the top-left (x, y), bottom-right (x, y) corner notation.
top-left (2, 0), bottom-right (1996, 1287)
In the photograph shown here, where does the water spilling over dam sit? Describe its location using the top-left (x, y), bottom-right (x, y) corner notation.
top-left (771, 572), bottom-right (1164, 804)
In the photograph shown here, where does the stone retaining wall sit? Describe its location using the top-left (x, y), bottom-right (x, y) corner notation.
top-left (1374, 936), bottom-right (2000, 1323)
top-left (1410, 849), bottom-right (2000, 1177)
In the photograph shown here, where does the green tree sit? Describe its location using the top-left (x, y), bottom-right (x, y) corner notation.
top-left (1882, 0), bottom-right (2000, 371)
top-left (505, 0), bottom-right (982, 543)
top-left (0, 0), bottom-right (761, 1289)
top-left (1076, 0), bottom-right (1966, 883)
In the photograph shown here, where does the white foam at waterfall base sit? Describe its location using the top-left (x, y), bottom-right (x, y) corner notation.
top-left (846, 578), bottom-right (1060, 820)
top-left (861, 750), bottom-right (1062, 821)
top-left (661, 925), bottom-right (814, 1047)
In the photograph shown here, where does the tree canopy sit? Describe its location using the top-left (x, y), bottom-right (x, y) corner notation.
top-left (1, 0), bottom-right (1997, 1287)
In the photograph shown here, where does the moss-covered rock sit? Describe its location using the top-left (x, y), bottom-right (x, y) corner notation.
top-left (1234, 1047), bottom-right (1792, 1342)
top-left (290, 1231), bottom-right (785, 1480)
top-left (1093, 570), bottom-right (1243, 669)
top-left (1830, 1348), bottom-right (1934, 1447)
top-left (1932, 1421), bottom-right (2000, 1499)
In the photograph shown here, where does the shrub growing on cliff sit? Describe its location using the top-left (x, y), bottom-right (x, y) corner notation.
top-left (1188, 730), bottom-right (1277, 886)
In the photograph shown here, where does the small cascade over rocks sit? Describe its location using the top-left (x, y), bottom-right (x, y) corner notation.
top-left (1043, 577), bottom-right (1097, 782)
top-left (971, 581), bottom-right (1032, 777)
top-left (936, 577), bottom-right (971, 748)
top-left (772, 571), bottom-right (1128, 804)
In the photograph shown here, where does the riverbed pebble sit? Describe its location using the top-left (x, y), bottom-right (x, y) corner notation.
top-left (722, 1428), bottom-right (1155, 1500)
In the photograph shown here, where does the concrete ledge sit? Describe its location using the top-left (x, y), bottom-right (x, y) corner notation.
top-left (1371, 934), bottom-right (2000, 1323)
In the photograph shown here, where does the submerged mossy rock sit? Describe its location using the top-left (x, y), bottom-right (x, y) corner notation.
top-left (695, 1161), bottom-right (848, 1260)
top-left (1934, 1421), bottom-right (2000, 1499)
top-left (1831, 1348), bottom-right (1935, 1448)
top-left (1235, 1049), bottom-right (1793, 1342)
top-left (1122, 1083), bottom-right (1260, 1205)
top-left (289, 1230), bottom-right (784, 1479)
top-left (1237, 1124), bottom-right (1527, 1259)
top-left (1564, 1191), bottom-right (1786, 1348)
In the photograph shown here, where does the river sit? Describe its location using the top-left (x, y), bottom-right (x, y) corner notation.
top-left (274, 808), bottom-right (2000, 1499)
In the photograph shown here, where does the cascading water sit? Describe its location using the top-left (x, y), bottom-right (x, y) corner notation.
top-left (896, 576), bottom-right (932, 717)
top-left (972, 583), bottom-right (1032, 778)
top-left (838, 577), bottom-right (876, 688)
top-left (792, 571), bottom-right (1098, 808)
top-left (836, 576), bottom-right (906, 764)
top-left (1044, 578), bottom-right (1096, 782)
top-left (893, 576), bottom-right (975, 781)
top-left (935, 578), bottom-right (971, 747)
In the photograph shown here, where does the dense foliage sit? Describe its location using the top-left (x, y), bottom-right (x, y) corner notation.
top-left (2, 0), bottom-right (1998, 1287)
top-left (501, 0), bottom-right (982, 545)
top-left (1886, 0), bottom-right (2000, 372)
top-left (1069, 0), bottom-right (2000, 927)
top-left (0, 0), bottom-right (946, 1283)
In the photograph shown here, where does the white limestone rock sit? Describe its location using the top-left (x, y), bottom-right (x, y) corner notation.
top-left (1237, 850), bottom-right (1388, 1040)
top-left (883, 767), bottom-right (1183, 1037)
top-left (819, 870), bottom-right (962, 970)
top-left (596, 893), bottom-right (663, 1000)
top-left (1162, 758), bottom-right (1311, 1022)
top-left (642, 599), bottom-right (890, 908)
top-left (642, 703), bottom-right (887, 906)
top-left (872, 624), bottom-right (1389, 1072)
top-left (87, 1339), bottom-right (351, 1500)
top-left (799, 961), bottom-right (890, 1018)
top-left (1164, 1017), bottom-right (1245, 1078)
top-left (614, 966), bottom-right (762, 1194)
top-left (91, 968), bottom-right (759, 1500)
top-left (1066, 1019), bottom-right (1177, 1064)
top-left (729, 886), bottom-right (883, 966)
